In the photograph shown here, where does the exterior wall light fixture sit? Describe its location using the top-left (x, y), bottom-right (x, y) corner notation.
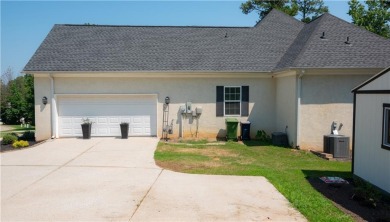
top-left (165, 96), bottom-right (170, 105)
top-left (42, 96), bottom-right (48, 105)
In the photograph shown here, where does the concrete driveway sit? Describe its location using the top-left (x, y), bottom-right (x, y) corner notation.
top-left (1, 138), bottom-right (306, 221)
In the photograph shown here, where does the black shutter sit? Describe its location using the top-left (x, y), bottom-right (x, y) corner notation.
top-left (241, 86), bottom-right (249, 116)
top-left (216, 86), bottom-right (224, 117)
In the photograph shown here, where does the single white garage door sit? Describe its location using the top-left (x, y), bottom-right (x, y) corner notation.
top-left (58, 95), bottom-right (157, 137)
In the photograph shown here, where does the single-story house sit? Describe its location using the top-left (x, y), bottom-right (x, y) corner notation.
top-left (352, 67), bottom-right (390, 193)
top-left (24, 9), bottom-right (390, 150)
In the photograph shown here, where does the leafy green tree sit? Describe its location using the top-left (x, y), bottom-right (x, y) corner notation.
top-left (1, 68), bottom-right (34, 125)
top-left (296, 0), bottom-right (328, 23)
top-left (240, 0), bottom-right (328, 23)
top-left (348, 0), bottom-right (390, 38)
top-left (241, 0), bottom-right (298, 20)
top-left (4, 76), bottom-right (27, 124)
top-left (24, 74), bottom-right (35, 125)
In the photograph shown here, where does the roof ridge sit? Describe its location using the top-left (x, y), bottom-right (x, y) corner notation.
top-left (290, 13), bottom-right (328, 67)
top-left (320, 12), bottom-right (390, 41)
top-left (254, 8), bottom-right (303, 27)
top-left (56, 24), bottom-right (253, 29)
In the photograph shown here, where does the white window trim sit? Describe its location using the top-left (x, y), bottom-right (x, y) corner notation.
top-left (223, 86), bottom-right (241, 117)
top-left (383, 106), bottom-right (390, 149)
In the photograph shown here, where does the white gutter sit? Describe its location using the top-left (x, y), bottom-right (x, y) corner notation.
top-left (296, 70), bottom-right (304, 148)
top-left (49, 75), bottom-right (58, 138)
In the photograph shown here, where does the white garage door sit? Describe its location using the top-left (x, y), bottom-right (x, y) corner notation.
top-left (58, 95), bottom-right (157, 137)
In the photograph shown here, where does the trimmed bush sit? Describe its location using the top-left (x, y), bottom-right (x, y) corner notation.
top-left (19, 131), bottom-right (35, 141)
top-left (12, 140), bottom-right (29, 148)
top-left (255, 130), bottom-right (271, 143)
top-left (2, 133), bottom-right (18, 145)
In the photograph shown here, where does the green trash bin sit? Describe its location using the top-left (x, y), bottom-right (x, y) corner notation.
top-left (225, 118), bottom-right (239, 141)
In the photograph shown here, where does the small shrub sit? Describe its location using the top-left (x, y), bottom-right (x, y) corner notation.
top-left (2, 133), bottom-right (18, 145)
top-left (12, 140), bottom-right (29, 148)
top-left (255, 130), bottom-right (271, 143)
top-left (19, 131), bottom-right (35, 141)
top-left (353, 178), bottom-right (381, 208)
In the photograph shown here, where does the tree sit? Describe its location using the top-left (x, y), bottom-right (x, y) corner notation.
top-left (24, 74), bottom-right (35, 125)
top-left (1, 67), bottom-right (14, 123)
top-left (348, 0), bottom-right (390, 38)
top-left (240, 0), bottom-right (328, 23)
top-left (0, 68), bottom-right (35, 125)
top-left (240, 0), bottom-right (299, 20)
top-left (296, 0), bottom-right (328, 23)
top-left (3, 76), bottom-right (26, 124)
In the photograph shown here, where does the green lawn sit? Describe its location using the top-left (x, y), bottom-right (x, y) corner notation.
top-left (0, 125), bottom-right (35, 137)
top-left (155, 140), bottom-right (353, 222)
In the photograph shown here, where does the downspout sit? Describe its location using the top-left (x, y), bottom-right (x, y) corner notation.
top-left (296, 70), bottom-right (304, 148)
top-left (49, 75), bottom-right (57, 139)
top-left (351, 92), bottom-right (356, 174)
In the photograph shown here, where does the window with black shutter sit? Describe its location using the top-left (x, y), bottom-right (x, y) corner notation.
top-left (216, 86), bottom-right (249, 117)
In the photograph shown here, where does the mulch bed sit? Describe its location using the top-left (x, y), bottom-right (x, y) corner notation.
top-left (308, 177), bottom-right (390, 222)
top-left (0, 141), bottom-right (41, 153)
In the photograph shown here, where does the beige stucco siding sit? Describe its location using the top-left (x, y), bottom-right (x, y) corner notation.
top-left (354, 94), bottom-right (390, 193)
top-left (299, 74), bottom-right (372, 151)
top-left (34, 77), bottom-right (52, 141)
top-left (34, 75), bottom-right (276, 140)
top-left (275, 74), bottom-right (297, 147)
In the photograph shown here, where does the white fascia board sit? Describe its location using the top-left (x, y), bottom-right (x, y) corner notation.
top-left (24, 71), bottom-right (273, 78)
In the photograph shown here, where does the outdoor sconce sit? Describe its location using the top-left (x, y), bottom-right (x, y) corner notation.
top-left (42, 96), bottom-right (48, 105)
top-left (165, 96), bottom-right (170, 105)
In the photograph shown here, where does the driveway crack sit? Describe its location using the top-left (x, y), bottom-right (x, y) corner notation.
top-left (129, 169), bottom-right (164, 221)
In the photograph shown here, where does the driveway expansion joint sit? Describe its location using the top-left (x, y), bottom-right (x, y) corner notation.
top-left (4, 139), bottom-right (103, 201)
top-left (129, 169), bottom-right (164, 221)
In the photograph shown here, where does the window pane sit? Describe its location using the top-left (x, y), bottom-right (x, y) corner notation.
top-left (224, 87), bottom-right (241, 101)
top-left (225, 102), bottom-right (240, 115)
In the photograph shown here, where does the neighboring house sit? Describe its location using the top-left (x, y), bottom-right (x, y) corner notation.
top-left (352, 67), bottom-right (390, 193)
top-left (24, 9), bottom-right (390, 150)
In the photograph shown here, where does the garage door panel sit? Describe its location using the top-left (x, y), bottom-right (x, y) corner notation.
top-left (98, 118), bottom-right (108, 124)
top-left (58, 96), bottom-right (157, 137)
top-left (61, 129), bottom-right (73, 136)
top-left (97, 128), bottom-right (108, 135)
top-left (132, 127), bottom-right (144, 135)
top-left (109, 118), bottom-right (120, 124)
top-left (109, 127), bottom-right (120, 135)
top-left (74, 129), bottom-right (82, 135)
top-left (120, 117), bottom-right (131, 123)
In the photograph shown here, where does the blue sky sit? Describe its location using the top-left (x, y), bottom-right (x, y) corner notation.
top-left (1, 1), bottom-right (351, 77)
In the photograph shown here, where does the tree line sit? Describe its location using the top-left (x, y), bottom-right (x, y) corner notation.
top-left (241, 0), bottom-right (390, 38)
top-left (1, 67), bottom-right (34, 125)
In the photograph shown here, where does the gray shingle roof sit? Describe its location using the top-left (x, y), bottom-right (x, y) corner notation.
top-left (23, 9), bottom-right (390, 73)
top-left (288, 13), bottom-right (390, 69)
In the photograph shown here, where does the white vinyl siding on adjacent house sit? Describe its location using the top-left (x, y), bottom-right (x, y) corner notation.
top-left (354, 94), bottom-right (390, 193)
top-left (57, 95), bottom-right (157, 137)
